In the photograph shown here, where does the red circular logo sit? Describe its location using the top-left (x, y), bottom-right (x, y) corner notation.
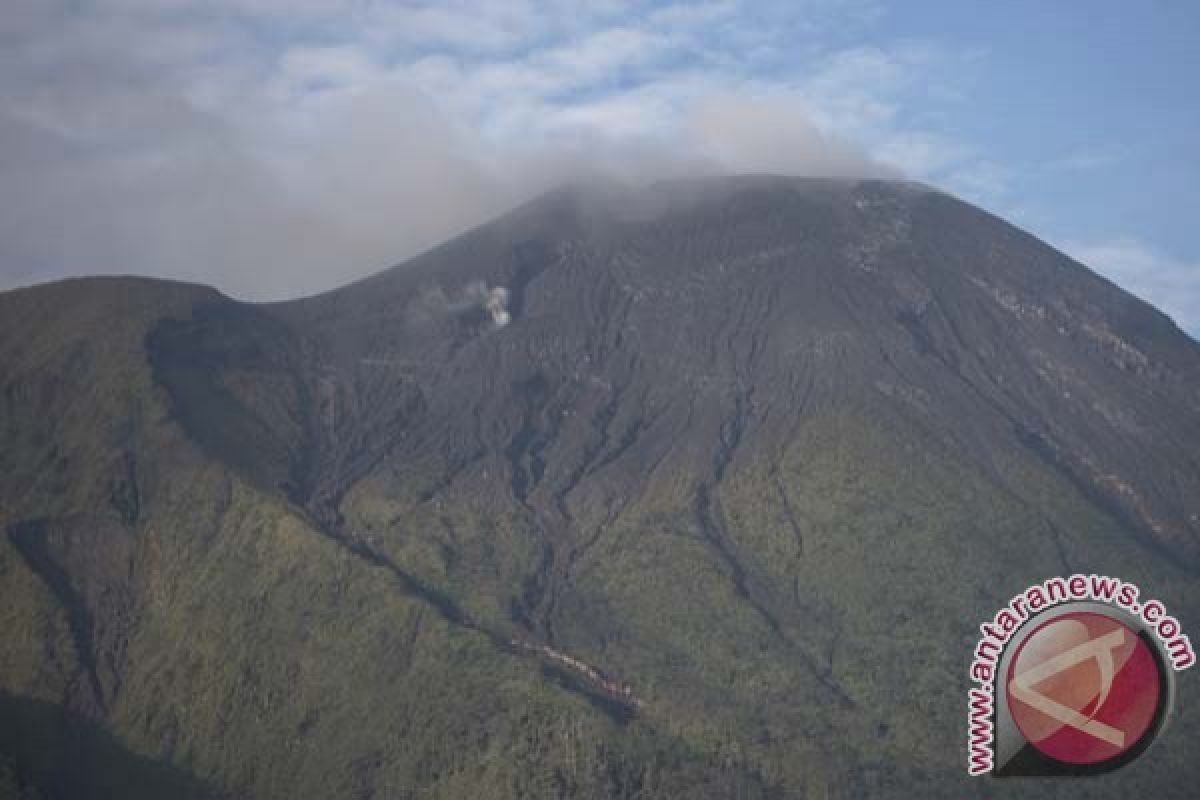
top-left (1006, 611), bottom-right (1162, 765)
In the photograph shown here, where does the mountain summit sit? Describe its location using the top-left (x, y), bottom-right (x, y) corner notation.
top-left (2, 176), bottom-right (1198, 798)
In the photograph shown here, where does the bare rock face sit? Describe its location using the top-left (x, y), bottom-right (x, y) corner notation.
top-left (3, 176), bottom-right (1199, 798)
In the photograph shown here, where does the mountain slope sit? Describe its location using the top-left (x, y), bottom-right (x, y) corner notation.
top-left (2, 176), bottom-right (1198, 798)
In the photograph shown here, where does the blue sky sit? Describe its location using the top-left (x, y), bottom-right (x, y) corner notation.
top-left (1, 1), bottom-right (1197, 333)
top-left (885, 2), bottom-right (1200, 257)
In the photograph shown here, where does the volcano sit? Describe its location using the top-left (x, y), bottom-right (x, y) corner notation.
top-left (2, 176), bottom-right (1198, 798)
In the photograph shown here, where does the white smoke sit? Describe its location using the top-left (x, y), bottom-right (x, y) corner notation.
top-left (462, 281), bottom-right (511, 328)
top-left (483, 286), bottom-right (511, 328)
top-left (409, 280), bottom-right (511, 329)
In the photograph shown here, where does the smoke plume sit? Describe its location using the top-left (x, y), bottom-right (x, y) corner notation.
top-left (0, 0), bottom-right (901, 302)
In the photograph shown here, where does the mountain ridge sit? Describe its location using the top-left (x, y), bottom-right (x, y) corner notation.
top-left (2, 175), bottom-right (1198, 798)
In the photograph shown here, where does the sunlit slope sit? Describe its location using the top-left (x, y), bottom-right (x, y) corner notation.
top-left (2, 177), bottom-right (1199, 798)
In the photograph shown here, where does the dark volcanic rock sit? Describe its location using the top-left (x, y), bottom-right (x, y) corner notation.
top-left (276, 177), bottom-right (1200, 570)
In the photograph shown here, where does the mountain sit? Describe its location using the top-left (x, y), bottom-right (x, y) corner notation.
top-left (2, 175), bottom-right (1198, 798)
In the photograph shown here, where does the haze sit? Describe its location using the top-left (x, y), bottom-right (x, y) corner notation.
top-left (1, 1), bottom-right (1197, 334)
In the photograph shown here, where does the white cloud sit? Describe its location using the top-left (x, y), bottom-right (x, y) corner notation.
top-left (799, 46), bottom-right (907, 134)
top-left (277, 46), bottom-right (382, 93)
top-left (1065, 238), bottom-right (1200, 335)
top-left (648, 1), bottom-right (739, 28)
top-left (687, 91), bottom-right (896, 178)
top-left (538, 27), bottom-right (676, 83)
top-left (0, 0), bottom-right (1049, 300)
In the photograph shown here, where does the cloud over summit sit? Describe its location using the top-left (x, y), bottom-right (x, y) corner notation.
top-left (3, 0), bottom-right (1194, 330)
top-left (0, 0), bottom-right (954, 300)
